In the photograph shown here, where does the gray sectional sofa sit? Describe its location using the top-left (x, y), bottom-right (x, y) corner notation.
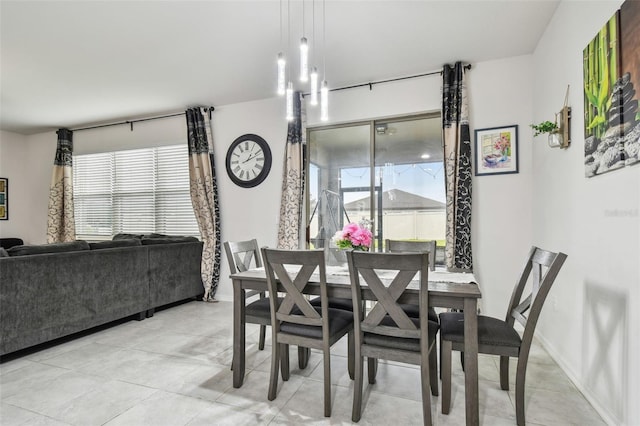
top-left (0, 237), bottom-right (204, 356)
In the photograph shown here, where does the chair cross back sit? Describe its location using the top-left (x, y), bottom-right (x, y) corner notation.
top-left (262, 249), bottom-right (326, 328)
top-left (225, 239), bottom-right (262, 273)
top-left (349, 252), bottom-right (428, 340)
top-left (506, 247), bottom-right (568, 335)
top-left (272, 263), bottom-right (323, 325)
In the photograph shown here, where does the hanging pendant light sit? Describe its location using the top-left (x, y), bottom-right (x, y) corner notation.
top-left (320, 80), bottom-right (328, 121)
top-left (299, 37), bottom-right (309, 82)
top-left (310, 67), bottom-right (319, 106)
top-left (319, 0), bottom-right (328, 121)
top-left (276, 0), bottom-right (286, 95)
top-left (277, 53), bottom-right (286, 96)
top-left (286, 81), bottom-right (294, 121)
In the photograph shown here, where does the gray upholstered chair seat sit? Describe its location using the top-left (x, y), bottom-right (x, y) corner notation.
top-left (439, 312), bottom-right (522, 348)
top-left (245, 297), bottom-right (283, 317)
top-left (280, 307), bottom-right (353, 338)
top-left (364, 318), bottom-right (439, 352)
top-left (310, 297), bottom-right (353, 311)
top-left (399, 304), bottom-right (439, 322)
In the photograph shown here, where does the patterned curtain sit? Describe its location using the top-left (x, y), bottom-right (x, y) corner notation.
top-left (46, 128), bottom-right (76, 243)
top-left (186, 107), bottom-right (221, 301)
top-left (277, 91), bottom-right (306, 249)
top-left (442, 62), bottom-right (473, 272)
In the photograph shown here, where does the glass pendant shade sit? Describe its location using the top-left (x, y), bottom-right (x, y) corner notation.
top-left (310, 67), bottom-right (319, 106)
top-left (277, 53), bottom-right (286, 96)
top-left (299, 37), bottom-right (309, 82)
top-left (320, 80), bottom-right (329, 121)
top-left (286, 82), bottom-right (294, 121)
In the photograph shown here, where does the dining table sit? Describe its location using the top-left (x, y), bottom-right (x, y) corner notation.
top-left (230, 264), bottom-right (482, 426)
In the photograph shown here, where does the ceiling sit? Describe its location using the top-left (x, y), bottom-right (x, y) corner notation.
top-left (0, 0), bottom-right (559, 136)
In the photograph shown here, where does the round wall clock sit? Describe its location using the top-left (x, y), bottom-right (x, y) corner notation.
top-left (225, 134), bottom-right (272, 188)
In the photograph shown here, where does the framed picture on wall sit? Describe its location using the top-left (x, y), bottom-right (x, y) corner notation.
top-left (0, 177), bottom-right (7, 220)
top-left (474, 125), bottom-right (519, 176)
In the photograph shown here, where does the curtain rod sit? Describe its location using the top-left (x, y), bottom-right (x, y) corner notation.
top-left (302, 64), bottom-right (472, 97)
top-left (71, 106), bottom-right (215, 132)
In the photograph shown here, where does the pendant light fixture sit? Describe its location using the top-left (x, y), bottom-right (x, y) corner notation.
top-left (277, 53), bottom-right (286, 96)
top-left (285, 0), bottom-right (293, 121)
top-left (286, 81), bottom-right (294, 121)
top-left (309, 0), bottom-right (318, 106)
top-left (320, 79), bottom-right (329, 121)
top-left (299, 0), bottom-right (308, 82)
top-left (276, 0), bottom-right (286, 96)
top-left (276, 0), bottom-right (328, 120)
top-left (320, 0), bottom-right (329, 121)
top-left (310, 66), bottom-right (319, 106)
top-left (299, 37), bottom-right (309, 83)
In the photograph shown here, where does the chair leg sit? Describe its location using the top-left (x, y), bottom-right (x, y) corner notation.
top-left (323, 347), bottom-right (332, 417)
top-left (347, 331), bottom-right (355, 380)
top-left (352, 347), bottom-right (364, 422)
top-left (281, 344), bottom-right (290, 381)
top-left (441, 339), bottom-right (452, 414)
top-left (258, 325), bottom-right (266, 350)
top-left (420, 351), bottom-right (433, 426)
top-left (515, 358), bottom-right (528, 426)
top-left (298, 346), bottom-right (310, 369)
top-left (268, 340), bottom-right (280, 401)
top-left (499, 356), bottom-right (510, 390)
top-left (367, 357), bottom-right (378, 384)
top-left (429, 345), bottom-right (439, 396)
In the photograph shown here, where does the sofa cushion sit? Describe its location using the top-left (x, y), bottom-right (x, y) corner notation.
top-left (112, 233), bottom-right (144, 240)
top-left (7, 240), bottom-right (91, 256)
top-left (0, 238), bottom-right (24, 249)
top-left (141, 236), bottom-right (199, 245)
top-left (89, 239), bottom-right (142, 250)
top-left (0, 247), bottom-right (9, 257)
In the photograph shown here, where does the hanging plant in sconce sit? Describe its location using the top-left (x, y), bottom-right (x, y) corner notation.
top-left (530, 120), bottom-right (562, 147)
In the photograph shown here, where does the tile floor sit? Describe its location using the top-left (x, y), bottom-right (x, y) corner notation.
top-left (0, 300), bottom-right (605, 425)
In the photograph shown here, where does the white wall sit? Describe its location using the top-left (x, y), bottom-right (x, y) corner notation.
top-left (0, 130), bottom-right (54, 243)
top-left (532, 1), bottom-right (639, 425)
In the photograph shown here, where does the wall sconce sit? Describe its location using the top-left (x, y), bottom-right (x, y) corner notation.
top-left (531, 85), bottom-right (571, 149)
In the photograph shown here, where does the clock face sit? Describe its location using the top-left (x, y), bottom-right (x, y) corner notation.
top-left (225, 134), bottom-right (272, 188)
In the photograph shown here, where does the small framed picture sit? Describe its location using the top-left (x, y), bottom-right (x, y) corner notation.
top-left (474, 125), bottom-right (519, 176)
top-left (0, 177), bottom-right (7, 220)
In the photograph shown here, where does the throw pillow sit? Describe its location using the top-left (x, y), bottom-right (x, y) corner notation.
top-left (0, 247), bottom-right (9, 257)
top-left (89, 239), bottom-right (142, 250)
top-left (112, 233), bottom-right (144, 240)
top-left (141, 236), bottom-right (200, 245)
top-left (7, 240), bottom-right (91, 256)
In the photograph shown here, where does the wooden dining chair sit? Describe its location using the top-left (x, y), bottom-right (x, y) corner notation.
top-left (439, 246), bottom-right (568, 426)
top-left (386, 239), bottom-right (437, 271)
top-left (224, 239), bottom-right (269, 351)
top-left (347, 251), bottom-right (438, 425)
top-left (262, 248), bottom-right (354, 417)
top-left (385, 238), bottom-right (439, 396)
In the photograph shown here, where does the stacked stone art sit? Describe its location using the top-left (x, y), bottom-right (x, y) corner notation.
top-left (585, 72), bottom-right (640, 177)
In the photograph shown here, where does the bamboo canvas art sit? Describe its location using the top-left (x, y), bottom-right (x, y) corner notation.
top-left (584, 1), bottom-right (640, 177)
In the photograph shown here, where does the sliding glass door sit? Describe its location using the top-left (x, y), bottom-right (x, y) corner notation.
top-left (307, 113), bottom-right (445, 258)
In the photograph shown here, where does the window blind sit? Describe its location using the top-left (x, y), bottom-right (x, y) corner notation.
top-left (73, 145), bottom-right (199, 240)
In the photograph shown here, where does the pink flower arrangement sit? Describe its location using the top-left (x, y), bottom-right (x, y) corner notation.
top-left (333, 222), bottom-right (373, 251)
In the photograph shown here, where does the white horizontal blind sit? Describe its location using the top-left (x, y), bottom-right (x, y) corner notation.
top-left (73, 145), bottom-right (199, 240)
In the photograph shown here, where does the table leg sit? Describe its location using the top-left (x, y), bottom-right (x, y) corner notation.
top-left (233, 280), bottom-right (246, 388)
top-left (463, 298), bottom-right (479, 426)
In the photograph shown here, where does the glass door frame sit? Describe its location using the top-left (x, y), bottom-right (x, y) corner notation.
top-left (305, 111), bottom-right (440, 252)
